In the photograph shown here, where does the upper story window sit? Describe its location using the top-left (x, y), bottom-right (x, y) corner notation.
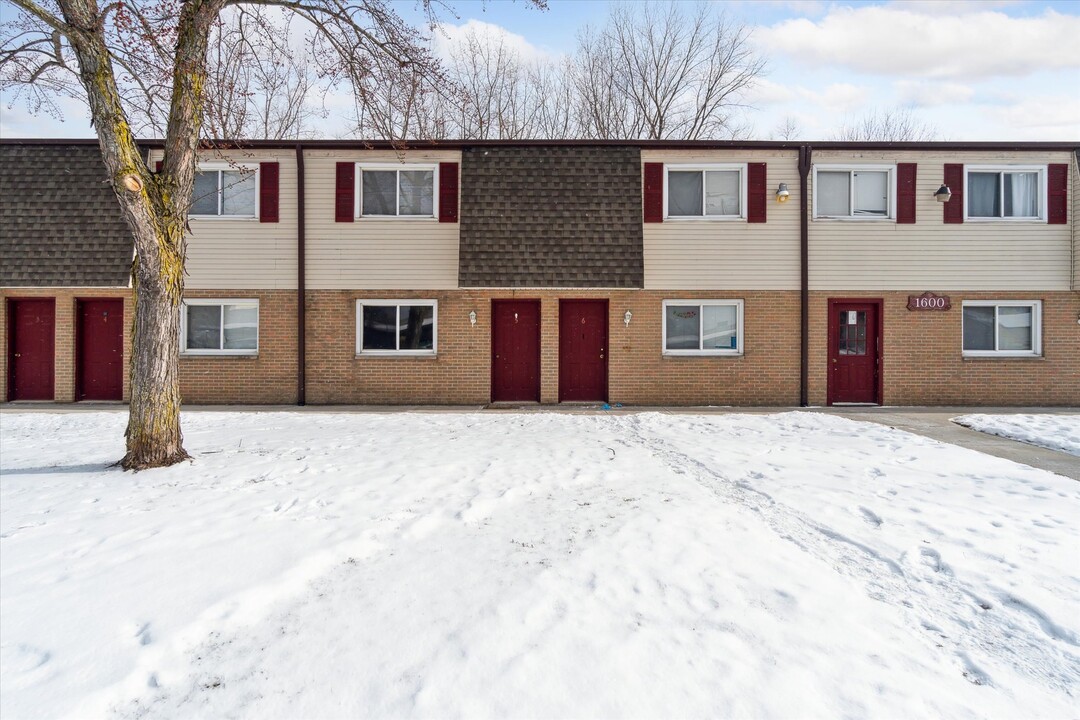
top-left (181, 299), bottom-right (259, 355)
top-left (356, 300), bottom-right (438, 355)
top-left (962, 300), bottom-right (1041, 357)
top-left (666, 165), bottom-right (744, 219)
top-left (662, 300), bottom-right (743, 356)
top-left (359, 164), bottom-right (437, 218)
top-left (813, 165), bottom-right (894, 219)
top-left (965, 166), bottom-right (1046, 221)
top-left (191, 165), bottom-right (258, 218)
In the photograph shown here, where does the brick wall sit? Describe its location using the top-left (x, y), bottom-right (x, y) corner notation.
top-left (179, 290), bottom-right (298, 404)
top-left (808, 291), bottom-right (1080, 406)
top-left (0, 287), bottom-right (133, 402)
top-left (306, 289), bottom-right (801, 405)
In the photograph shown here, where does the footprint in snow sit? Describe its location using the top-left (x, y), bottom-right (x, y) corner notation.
top-left (858, 506), bottom-right (883, 527)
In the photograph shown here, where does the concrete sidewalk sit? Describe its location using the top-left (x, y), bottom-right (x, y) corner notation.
top-left (3, 402), bottom-right (1077, 480)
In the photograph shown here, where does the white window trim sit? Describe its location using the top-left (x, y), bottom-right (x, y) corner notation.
top-left (661, 299), bottom-right (744, 356)
top-left (180, 298), bottom-right (260, 356)
top-left (963, 165), bottom-right (1048, 223)
top-left (663, 164), bottom-right (747, 221)
top-left (961, 300), bottom-right (1042, 358)
top-left (356, 163), bottom-right (439, 220)
top-left (189, 162), bottom-right (259, 221)
top-left (356, 299), bottom-right (439, 356)
top-left (812, 164), bottom-right (896, 221)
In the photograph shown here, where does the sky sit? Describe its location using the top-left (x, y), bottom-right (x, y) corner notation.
top-left (1, 0), bottom-right (1078, 140)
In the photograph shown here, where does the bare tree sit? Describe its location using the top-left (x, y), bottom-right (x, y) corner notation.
top-left (833, 107), bottom-right (939, 142)
top-left (575, 2), bottom-right (764, 140)
top-left (0, 0), bottom-right (542, 469)
top-left (772, 115), bottom-right (801, 141)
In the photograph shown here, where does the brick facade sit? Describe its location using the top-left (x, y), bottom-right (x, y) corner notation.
top-left (808, 291), bottom-right (1080, 406)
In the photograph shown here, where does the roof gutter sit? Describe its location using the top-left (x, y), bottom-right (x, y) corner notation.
top-left (799, 144), bottom-right (812, 407)
top-left (296, 142), bottom-right (306, 406)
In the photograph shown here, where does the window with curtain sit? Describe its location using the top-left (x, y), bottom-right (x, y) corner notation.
top-left (360, 167), bottom-right (435, 217)
top-left (357, 301), bottom-right (437, 354)
top-left (667, 167), bottom-right (743, 218)
top-left (961, 301), bottom-right (1041, 356)
top-left (191, 168), bottom-right (257, 217)
top-left (966, 168), bottom-right (1042, 219)
top-left (662, 300), bottom-right (743, 355)
top-left (182, 301), bottom-right (259, 354)
top-left (814, 167), bottom-right (891, 218)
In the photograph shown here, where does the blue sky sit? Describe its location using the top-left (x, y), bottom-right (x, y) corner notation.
top-left (2, 0), bottom-right (1078, 140)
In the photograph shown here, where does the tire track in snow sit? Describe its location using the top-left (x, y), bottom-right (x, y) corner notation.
top-left (622, 415), bottom-right (1080, 696)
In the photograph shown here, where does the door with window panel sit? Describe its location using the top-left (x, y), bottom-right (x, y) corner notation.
top-left (828, 300), bottom-right (881, 404)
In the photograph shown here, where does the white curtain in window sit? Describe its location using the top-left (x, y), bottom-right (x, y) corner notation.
top-left (853, 171), bottom-right (888, 215)
top-left (1004, 172), bottom-right (1038, 218)
top-left (968, 172), bottom-right (1000, 217)
top-left (705, 171), bottom-right (740, 216)
top-left (997, 306), bottom-right (1033, 351)
top-left (816, 172), bottom-right (850, 216)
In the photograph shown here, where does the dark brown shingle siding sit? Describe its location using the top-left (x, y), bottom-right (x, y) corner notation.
top-left (1, 144), bottom-right (133, 287)
top-left (458, 146), bottom-right (644, 288)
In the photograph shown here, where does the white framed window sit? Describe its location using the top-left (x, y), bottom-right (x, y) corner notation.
top-left (356, 300), bottom-right (438, 355)
top-left (964, 165), bottom-right (1047, 221)
top-left (662, 300), bottom-right (744, 356)
top-left (665, 164), bottom-right (746, 219)
top-left (812, 165), bottom-right (895, 219)
top-left (190, 163), bottom-right (258, 218)
top-left (357, 164), bottom-right (438, 218)
top-left (181, 299), bottom-right (259, 355)
top-left (962, 300), bottom-right (1042, 357)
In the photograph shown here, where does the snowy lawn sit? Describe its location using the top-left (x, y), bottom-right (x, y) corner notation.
top-left (953, 413), bottom-right (1080, 457)
top-left (1, 411), bottom-right (1078, 719)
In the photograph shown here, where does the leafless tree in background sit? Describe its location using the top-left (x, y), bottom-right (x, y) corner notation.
top-left (833, 107), bottom-right (939, 142)
top-left (772, 115), bottom-right (801, 141)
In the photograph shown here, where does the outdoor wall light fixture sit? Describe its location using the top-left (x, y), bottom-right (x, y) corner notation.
top-left (469, 310), bottom-right (477, 326)
top-left (934, 184), bottom-right (952, 203)
top-left (624, 310), bottom-right (633, 327)
top-left (775, 183), bottom-right (790, 203)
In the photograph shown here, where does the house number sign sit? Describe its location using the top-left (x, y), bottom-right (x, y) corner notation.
top-left (907, 292), bottom-right (951, 311)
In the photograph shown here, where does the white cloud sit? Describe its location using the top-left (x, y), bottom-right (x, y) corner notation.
top-left (988, 95), bottom-right (1080, 139)
top-left (432, 19), bottom-right (554, 64)
top-left (757, 7), bottom-right (1080, 79)
top-left (895, 80), bottom-right (976, 107)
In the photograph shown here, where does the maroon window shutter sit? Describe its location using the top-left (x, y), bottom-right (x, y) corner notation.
top-left (259, 162), bottom-right (279, 223)
top-left (746, 162), bottom-right (767, 223)
top-left (438, 162), bottom-right (459, 223)
top-left (943, 163), bottom-right (964, 224)
top-left (1047, 163), bottom-right (1068, 224)
top-left (896, 163), bottom-right (917, 224)
top-left (335, 162), bottom-right (354, 223)
top-left (154, 160), bottom-right (162, 173)
top-left (643, 162), bottom-right (663, 223)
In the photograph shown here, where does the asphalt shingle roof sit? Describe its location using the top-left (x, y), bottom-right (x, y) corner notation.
top-left (458, 146), bottom-right (644, 288)
top-left (1, 144), bottom-right (133, 287)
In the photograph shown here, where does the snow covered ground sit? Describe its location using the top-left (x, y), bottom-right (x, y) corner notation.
top-left (1, 411), bottom-right (1078, 720)
top-left (953, 413), bottom-right (1080, 457)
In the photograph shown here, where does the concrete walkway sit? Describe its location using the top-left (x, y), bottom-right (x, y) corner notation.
top-left (3, 402), bottom-right (1077, 480)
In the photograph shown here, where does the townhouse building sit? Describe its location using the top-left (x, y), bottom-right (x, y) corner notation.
top-left (2, 139), bottom-right (1077, 407)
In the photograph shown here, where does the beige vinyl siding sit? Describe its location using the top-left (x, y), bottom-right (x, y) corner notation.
top-left (148, 149), bottom-right (298, 290)
top-left (642, 149), bottom-right (800, 290)
top-left (809, 150), bottom-right (1073, 291)
top-left (305, 149), bottom-right (460, 290)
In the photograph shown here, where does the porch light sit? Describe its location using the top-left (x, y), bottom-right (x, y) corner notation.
top-left (775, 183), bottom-right (790, 203)
top-left (624, 310), bottom-right (633, 327)
top-left (469, 310), bottom-right (477, 326)
top-left (934, 184), bottom-right (952, 203)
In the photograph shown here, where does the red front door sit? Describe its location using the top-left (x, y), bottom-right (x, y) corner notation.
top-left (491, 300), bottom-right (541, 402)
top-left (77, 299), bottom-right (124, 401)
top-left (559, 300), bottom-right (608, 402)
top-left (828, 300), bottom-right (881, 405)
top-left (8, 299), bottom-right (55, 401)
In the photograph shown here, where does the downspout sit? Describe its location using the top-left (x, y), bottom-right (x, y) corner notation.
top-left (296, 143), bottom-right (306, 406)
top-left (799, 144), bottom-right (812, 407)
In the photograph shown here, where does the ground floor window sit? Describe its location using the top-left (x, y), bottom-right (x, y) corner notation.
top-left (662, 300), bottom-right (743, 355)
top-left (961, 300), bottom-right (1041, 357)
top-left (181, 299), bottom-right (259, 355)
top-left (356, 300), bottom-right (437, 355)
